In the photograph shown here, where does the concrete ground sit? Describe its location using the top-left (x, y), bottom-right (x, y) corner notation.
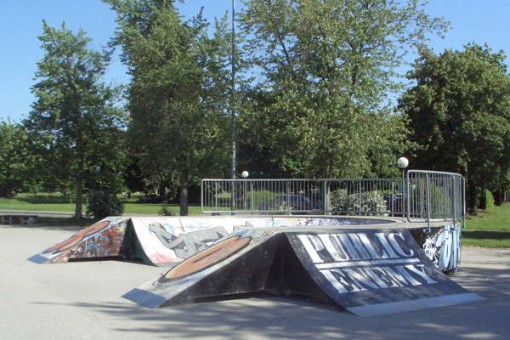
top-left (1, 224), bottom-right (509, 340)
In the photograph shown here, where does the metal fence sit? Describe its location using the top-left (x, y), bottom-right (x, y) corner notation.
top-left (405, 170), bottom-right (465, 225)
top-left (201, 170), bottom-right (465, 226)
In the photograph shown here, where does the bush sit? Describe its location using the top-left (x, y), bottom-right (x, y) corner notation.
top-left (485, 190), bottom-right (495, 209)
top-left (87, 191), bottom-right (124, 219)
top-left (330, 189), bottom-right (388, 216)
top-left (158, 206), bottom-right (174, 216)
top-left (0, 179), bottom-right (22, 198)
top-left (136, 194), bottom-right (165, 203)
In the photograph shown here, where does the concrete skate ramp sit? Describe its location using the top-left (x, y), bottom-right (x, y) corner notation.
top-left (28, 216), bottom-right (398, 266)
top-left (28, 217), bottom-right (129, 264)
top-left (123, 227), bottom-right (482, 316)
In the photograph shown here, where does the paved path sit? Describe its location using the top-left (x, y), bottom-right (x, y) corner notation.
top-left (1, 225), bottom-right (509, 339)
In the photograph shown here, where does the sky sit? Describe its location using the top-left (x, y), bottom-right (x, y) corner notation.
top-left (1, 0), bottom-right (510, 123)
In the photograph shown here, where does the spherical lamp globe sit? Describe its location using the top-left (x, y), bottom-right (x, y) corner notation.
top-left (397, 157), bottom-right (409, 169)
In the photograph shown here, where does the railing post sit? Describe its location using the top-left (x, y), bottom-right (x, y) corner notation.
top-left (358, 179), bottom-right (362, 215)
top-left (426, 173), bottom-right (431, 228)
top-left (286, 180), bottom-right (291, 215)
top-left (322, 180), bottom-right (328, 215)
top-left (452, 174), bottom-right (457, 224)
top-left (201, 179), bottom-right (205, 213)
top-left (404, 171), bottom-right (408, 221)
top-left (462, 176), bottom-right (467, 228)
top-left (230, 179), bottom-right (236, 214)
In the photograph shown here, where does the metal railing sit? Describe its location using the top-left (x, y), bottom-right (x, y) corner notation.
top-left (201, 170), bottom-right (465, 226)
top-left (406, 170), bottom-right (465, 225)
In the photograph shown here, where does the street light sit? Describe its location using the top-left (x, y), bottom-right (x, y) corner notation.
top-left (231, 0), bottom-right (237, 182)
top-left (398, 157), bottom-right (409, 217)
top-left (397, 157), bottom-right (409, 170)
top-left (241, 170), bottom-right (249, 210)
top-left (230, 0), bottom-right (237, 213)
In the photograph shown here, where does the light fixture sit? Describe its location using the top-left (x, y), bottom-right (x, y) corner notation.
top-left (397, 157), bottom-right (409, 169)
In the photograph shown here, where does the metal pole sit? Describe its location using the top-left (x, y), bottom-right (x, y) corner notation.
top-left (425, 173), bottom-right (431, 228)
top-left (230, 0), bottom-right (237, 212)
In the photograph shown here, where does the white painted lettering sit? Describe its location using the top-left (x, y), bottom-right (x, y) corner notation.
top-left (297, 234), bottom-right (324, 263)
top-left (376, 266), bottom-right (411, 287)
top-left (320, 269), bottom-right (350, 293)
top-left (337, 234), bottom-right (361, 260)
top-left (389, 233), bottom-right (414, 257)
top-left (342, 268), bottom-right (381, 290)
top-left (358, 233), bottom-right (390, 259)
top-left (348, 233), bottom-right (372, 260)
top-left (374, 233), bottom-right (400, 258)
top-left (394, 266), bottom-right (422, 285)
top-left (404, 264), bottom-right (437, 284)
top-left (318, 234), bottom-right (349, 261)
top-left (363, 267), bottom-right (390, 289)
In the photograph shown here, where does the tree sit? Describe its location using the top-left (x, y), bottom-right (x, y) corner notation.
top-left (237, 0), bottom-right (446, 178)
top-left (0, 121), bottom-right (37, 197)
top-left (399, 44), bottom-right (510, 213)
top-left (105, 0), bottom-right (231, 215)
top-left (25, 21), bottom-right (128, 218)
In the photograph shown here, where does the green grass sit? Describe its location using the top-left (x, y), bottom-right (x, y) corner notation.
top-left (0, 194), bottom-right (203, 216)
top-left (0, 197), bottom-right (75, 213)
top-left (463, 203), bottom-right (510, 248)
top-left (123, 203), bottom-right (203, 215)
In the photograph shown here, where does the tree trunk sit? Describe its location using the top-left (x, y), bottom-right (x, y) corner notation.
top-left (467, 176), bottom-right (478, 216)
top-left (180, 174), bottom-right (189, 216)
top-left (492, 189), bottom-right (504, 206)
top-left (479, 188), bottom-right (487, 210)
top-left (75, 174), bottom-right (83, 219)
top-left (158, 182), bottom-right (166, 201)
top-left (75, 121), bottom-right (85, 219)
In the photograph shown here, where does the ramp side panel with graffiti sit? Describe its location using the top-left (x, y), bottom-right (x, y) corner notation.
top-left (130, 216), bottom-right (281, 265)
top-left (411, 225), bottom-right (462, 274)
top-left (28, 217), bottom-right (128, 264)
top-left (124, 228), bottom-right (277, 307)
top-left (287, 229), bottom-right (481, 316)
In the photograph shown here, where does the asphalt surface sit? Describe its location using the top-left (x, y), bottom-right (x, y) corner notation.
top-left (1, 224), bottom-right (509, 339)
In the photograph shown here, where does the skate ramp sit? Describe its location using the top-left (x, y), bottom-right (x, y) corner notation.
top-left (28, 216), bottom-right (463, 277)
top-left (28, 217), bottom-right (129, 264)
top-left (123, 227), bottom-right (482, 316)
top-left (28, 216), bottom-right (398, 266)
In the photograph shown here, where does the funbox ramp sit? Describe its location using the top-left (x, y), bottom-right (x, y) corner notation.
top-left (124, 227), bottom-right (483, 316)
top-left (29, 216), bottom-right (253, 265)
top-left (28, 217), bottom-right (129, 264)
top-left (28, 216), bottom-right (396, 266)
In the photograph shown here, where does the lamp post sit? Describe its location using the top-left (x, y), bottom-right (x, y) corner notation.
top-left (241, 170), bottom-right (249, 210)
top-left (230, 0), bottom-right (237, 182)
top-left (230, 0), bottom-right (237, 212)
top-left (397, 157), bottom-right (409, 217)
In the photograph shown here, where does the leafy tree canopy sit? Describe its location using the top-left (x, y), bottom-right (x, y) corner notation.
top-left (0, 121), bottom-right (39, 197)
top-left (105, 0), bottom-right (232, 214)
top-left (400, 43), bottom-right (510, 212)
top-left (25, 21), bottom-right (127, 218)
top-left (237, 0), bottom-right (446, 178)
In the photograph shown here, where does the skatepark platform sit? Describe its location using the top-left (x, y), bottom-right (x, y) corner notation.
top-left (28, 216), bottom-right (478, 315)
top-left (3, 225), bottom-right (509, 339)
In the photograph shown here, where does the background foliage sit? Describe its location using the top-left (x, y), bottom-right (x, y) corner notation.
top-left (1, 1), bottom-right (509, 217)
